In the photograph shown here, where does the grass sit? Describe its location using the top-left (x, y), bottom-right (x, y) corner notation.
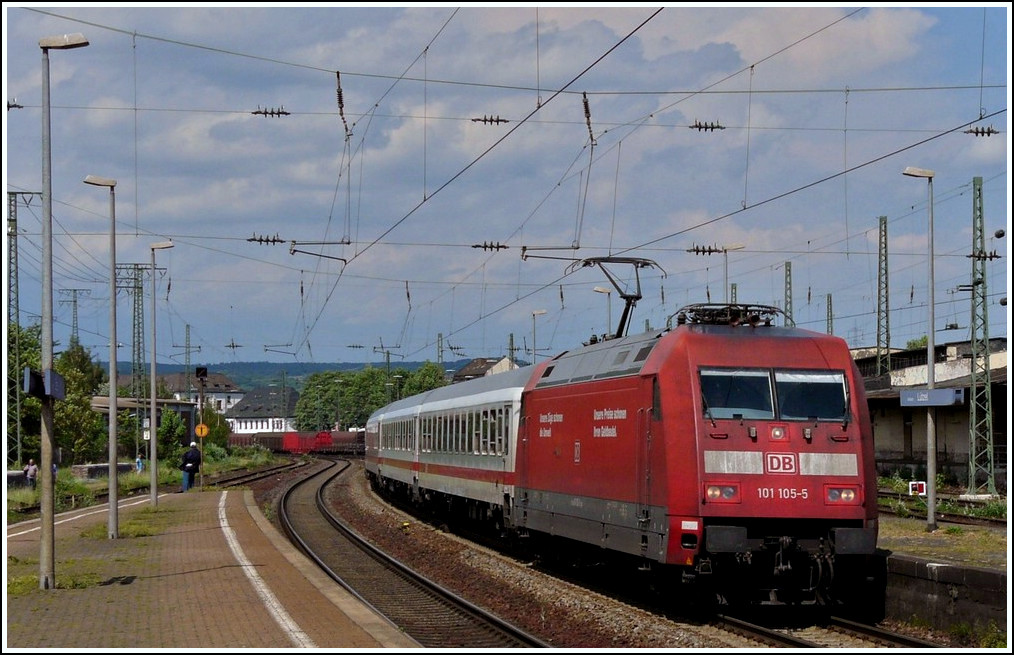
top-left (6, 445), bottom-right (282, 524)
top-left (6, 557), bottom-right (105, 596)
top-left (876, 514), bottom-right (1007, 570)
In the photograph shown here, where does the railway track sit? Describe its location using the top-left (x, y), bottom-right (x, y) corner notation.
top-left (715, 613), bottom-right (942, 648)
top-left (319, 458), bottom-right (954, 648)
top-left (276, 458), bottom-right (549, 648)
top-left (877, 489), bottom-right (1006, 528)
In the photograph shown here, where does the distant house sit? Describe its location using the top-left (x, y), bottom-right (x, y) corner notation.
top-left (450, 356), bottom-right (518, 383)
top-left (225, 385), bottom-right (299, 435)
top-left (162, 371), bottom-right (245, 413)
top-left (117, 371), bottom-right (245, 414)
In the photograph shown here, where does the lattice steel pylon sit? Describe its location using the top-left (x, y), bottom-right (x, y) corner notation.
top-left (966, 176), bottom-right (996, 495)
top-left (876, 216), bottom-right (890, 375)
top-left (8, 192), bottom-right (21, 467)
top-left (826, 293), bottom-right (833, 335)
top-left (173, 323), bottom-right (200, 405)
top-left (8, 193), bottom-right (27, 466)
top-left (58, 288), bottom-right (89, 344)
top-left (129, 264), bottom-right (146, 446)
top-left (7, 191), bottom-right (40, 466)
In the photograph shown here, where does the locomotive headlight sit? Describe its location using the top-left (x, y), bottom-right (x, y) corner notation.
top-left (770, 426), bottom-right (785, 440)
top-left (826, 486), bottom-right (859, 504)
top-left (705, 484), bottom-right (740, 503)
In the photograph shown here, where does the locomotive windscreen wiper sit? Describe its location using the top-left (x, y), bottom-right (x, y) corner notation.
top-left (702, 396), bottom-right (716, 427)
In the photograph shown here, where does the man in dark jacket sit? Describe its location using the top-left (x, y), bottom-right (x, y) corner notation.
top-left (181, 442), bottom-right (202, 492)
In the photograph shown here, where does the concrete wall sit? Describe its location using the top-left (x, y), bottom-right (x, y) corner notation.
top-left (885, 553), bottom-right (1007, 635)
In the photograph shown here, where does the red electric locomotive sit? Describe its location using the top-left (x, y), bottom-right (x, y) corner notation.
top-left (365, 303), bottom-right (879, 611)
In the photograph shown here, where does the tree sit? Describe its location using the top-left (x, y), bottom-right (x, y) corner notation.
top-left (339, 367), bottom-right (391, 428)
top-left (403, 361), bottom-right (448, 397)
top-left (7, 322), bottom-right (42, 465)
top-left (291, 364), bottom-right (450, 432)
top-left (198, 400), bottom-right (230, 450)
top-left (906, 335), bottom-right (928, 351)
top-left (6, 325), bottom-right (107, 466)
top-left (294, 371), bottom-right (343, 431)
top-left (54, 340), bottom-right (107, 464)
top-left (157, 408), bottom-right (189, 469)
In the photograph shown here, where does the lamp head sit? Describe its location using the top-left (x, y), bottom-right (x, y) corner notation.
top-left (903, 166), bottom-right (935, 179)
top-left (40, 33), bottom-right (89, 50)
top-left (150, 240), bottom-right (174, 251)
top-left (84, 175), bottom-right (116, 188)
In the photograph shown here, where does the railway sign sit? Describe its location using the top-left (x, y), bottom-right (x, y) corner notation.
top-left (195, 423), bottom-right (209, 438)
top-left (900, 388), bottom-right (965, 407)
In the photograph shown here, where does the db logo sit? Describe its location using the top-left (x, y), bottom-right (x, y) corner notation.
top-left (765, 452), bottom-right (797, 474)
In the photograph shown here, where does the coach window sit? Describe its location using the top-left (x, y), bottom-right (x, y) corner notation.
top-left (484, 409), bottom-right (493, 454)
top-left (499, 405), bottom-right (510, 455)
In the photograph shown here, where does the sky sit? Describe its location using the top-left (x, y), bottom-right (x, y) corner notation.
top-left (3, 4), bottom-right (1010, 370)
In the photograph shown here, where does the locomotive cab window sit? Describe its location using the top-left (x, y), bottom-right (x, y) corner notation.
top-left (699, 367), bottom-right (848, 422)
top-left (699, 368), bottom-right (773, 419)
top-left (774, 370), bottom-right (847, 421)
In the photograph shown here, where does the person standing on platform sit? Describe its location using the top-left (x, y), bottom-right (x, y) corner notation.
top-left (136, 454), bottom-right (144, 473)
top-left (23, 459), bottom-right (39, 490)
top-left (180, 442), bottom-right (201, 492)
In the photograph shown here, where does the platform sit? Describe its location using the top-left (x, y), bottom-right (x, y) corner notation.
top-left (4, 488), bottom-right (419, 649)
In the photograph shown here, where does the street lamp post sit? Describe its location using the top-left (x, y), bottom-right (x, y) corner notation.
top-left (531, 309), bottom-right (547, 362)
top-left (84, 175), bottom-right (118, 538)
top-left (903, 166), bottom-right (937, 533)
top-left (593, 286), bottom-right (612, 338)
top-left (149, 240), bottom-right (174, 506)
top-left (39, 31), bottom-right (89, 591)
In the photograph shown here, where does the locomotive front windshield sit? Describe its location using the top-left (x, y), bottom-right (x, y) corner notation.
top-left (700, 368), bottom-right (847, 421)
